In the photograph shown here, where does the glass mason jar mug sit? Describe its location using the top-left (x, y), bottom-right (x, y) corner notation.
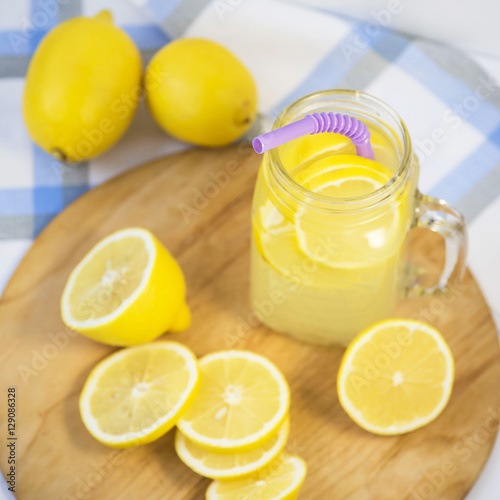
top-left (250, 90), bottom-right (467, 346)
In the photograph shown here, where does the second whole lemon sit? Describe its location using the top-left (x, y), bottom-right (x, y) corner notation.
top-left (145, 38), bottom-right (257, 147)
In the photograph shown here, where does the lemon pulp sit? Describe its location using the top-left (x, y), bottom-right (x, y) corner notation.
top-left (337, 319), bottom-right (454, 435)
top-left (79, 342), bottom-right (200, 447)
top-left (177, 350), bottom-right (290, 452)
top-left (66, 235), bottom-right (150, 322)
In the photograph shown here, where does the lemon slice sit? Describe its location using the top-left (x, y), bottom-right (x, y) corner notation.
top-left (80, 341), bottom-right (200, 447)
top-left (293, 155), bottom-right (400, 268)
top-left (277, 123), bottom-right (399, 174)
top-left (337, 319), bottom-right (455, 435)
top-left (61, 227), bottom-right (190, 346)
top-left (206, 453), bottom-right (307, 500)
top-left (278, 131), bottom-right (356, 172)
top-left (175, 418), bottom-right (290, 480)
top-left (177, 350), bottom-right (290, 452)
top-left (252, 198), bottom-right (305, 281)
top-left (293, 155), bottom-right (392, 197)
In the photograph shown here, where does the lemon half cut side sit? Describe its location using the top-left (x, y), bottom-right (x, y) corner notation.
top-left (61, 227), bottom-right (190, 346)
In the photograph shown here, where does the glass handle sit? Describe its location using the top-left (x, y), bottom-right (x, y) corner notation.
top-left (411, 191), bottom-right (468, 295)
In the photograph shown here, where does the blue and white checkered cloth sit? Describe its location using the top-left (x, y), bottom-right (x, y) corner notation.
top-left (1, 1), bottom-right (500, 497)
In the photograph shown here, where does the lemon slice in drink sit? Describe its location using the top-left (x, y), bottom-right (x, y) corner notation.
top-left (206, 453), bottom-right (307, 500)
top-left (293, 155), bottom-right (400, 268)
top-left (177, 350), bottom-right (290, 453)
top-left (175, 418), bottom-right (290, 480)
top-left (79, 341), bottom-right (200, 447)
top-left (278, 131), bottom-right (356, 171)
top-left (337, 319), bottom-right (455, 435)
top-left (278, 124), bottom-right (399, 173)
top-left (294, 155), bottom-right (392, 196)
top-left (252, 198), bottom-right (303, 280)
top-left (61, 227), bottom-right (190, 346)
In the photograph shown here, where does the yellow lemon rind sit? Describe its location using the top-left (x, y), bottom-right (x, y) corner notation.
top-left (205, 454), bottom-right (307, 500)
top-left (175, 418), bottom-right (290, 480)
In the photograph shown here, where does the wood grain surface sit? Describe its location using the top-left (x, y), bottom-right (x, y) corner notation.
top-left (0, 145), bottom-right (499, 500)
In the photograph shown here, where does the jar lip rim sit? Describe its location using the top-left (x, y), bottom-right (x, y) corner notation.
top-left (268, 89), bottom-right (413, 208)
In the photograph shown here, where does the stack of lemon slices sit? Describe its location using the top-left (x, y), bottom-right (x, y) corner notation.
top-left (80, 346), bottom-right (306, 499)
top-left (176, 350), bottom-right (306, 498)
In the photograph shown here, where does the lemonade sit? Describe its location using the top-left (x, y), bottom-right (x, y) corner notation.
top-left (251, 91), bottom-right (421, 345)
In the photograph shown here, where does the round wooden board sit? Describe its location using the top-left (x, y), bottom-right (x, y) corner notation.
top-left (1, 145), bottom-right (499, 500)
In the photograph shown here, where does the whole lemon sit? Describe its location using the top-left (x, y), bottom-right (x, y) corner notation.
top-left (145, 38), bottom-right (257, 147)
top-left (23, 11), bottom-right (142, 162)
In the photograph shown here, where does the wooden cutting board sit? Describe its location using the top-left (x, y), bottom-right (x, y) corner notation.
top-left (1, 146), bottom-right (499, 500)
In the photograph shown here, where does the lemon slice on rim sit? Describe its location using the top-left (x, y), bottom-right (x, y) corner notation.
top-left (337, 319), bottom-right (455, 435)
top-left (177, 350), bottom-right (290, 453)
top-left (79, 341), bottom-right (200, 447)
top-left (61, 227), bottom-right (190, 346)
top-left (175, 418), bottom-right (290, 480)
top-left (206, 453), bottom-right (307, 500)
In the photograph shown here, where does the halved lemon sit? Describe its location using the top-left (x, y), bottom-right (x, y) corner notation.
top-left (80, 341), bottom-right (200, 447)
top-left (206, 453), bottom-right (307, 500)
top-left (177, 350), bottom-right (290, 453)
top-left (175, 418), bottom-right (290, 480)
top-left (61, 227), bottom-right (190, 346)
top-left (337, 319), bottom-right (455, 435)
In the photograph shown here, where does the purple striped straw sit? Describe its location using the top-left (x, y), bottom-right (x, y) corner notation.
top-left (252, 112), bottom-right (374, 160)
